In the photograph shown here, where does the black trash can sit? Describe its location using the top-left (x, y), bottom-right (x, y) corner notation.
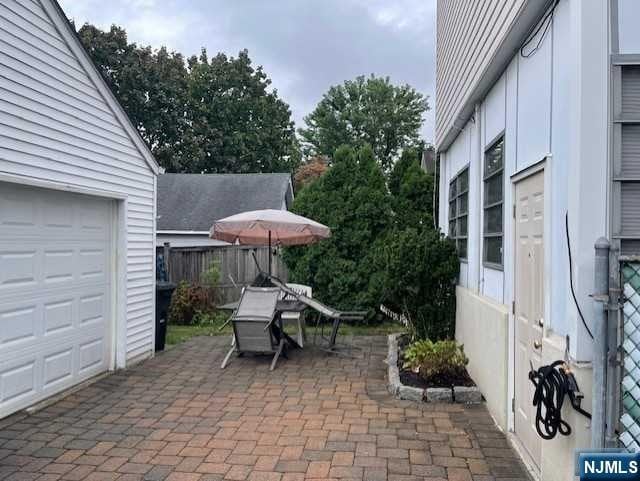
top-left (155, 282), bottom-right (176, 351)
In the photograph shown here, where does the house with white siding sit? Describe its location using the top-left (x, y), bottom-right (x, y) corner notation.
top-left (0, 0), bottom-right (158, 418)
top-left (436, 1), bottom-right (640, 479)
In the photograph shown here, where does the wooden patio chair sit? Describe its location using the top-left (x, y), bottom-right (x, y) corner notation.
top-left (220, 286), bottom-right (283, 370)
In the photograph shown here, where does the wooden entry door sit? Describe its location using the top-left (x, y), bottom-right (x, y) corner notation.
top-left (513, 170), bottom-right (544, 468)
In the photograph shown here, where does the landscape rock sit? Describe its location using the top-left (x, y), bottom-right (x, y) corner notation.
top-left (426, 387), bottom-right (453, 402)
top-left (398, 385), bottom-right (425, 402)
top-left (454, 386), bottom-right (482, 404)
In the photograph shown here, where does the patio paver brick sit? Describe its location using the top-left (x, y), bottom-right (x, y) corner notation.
top-left (0, 336), bottom-right (529, 480)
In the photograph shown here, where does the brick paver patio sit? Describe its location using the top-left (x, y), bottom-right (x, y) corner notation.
top-left (0, 336), bottom-right (529, 481)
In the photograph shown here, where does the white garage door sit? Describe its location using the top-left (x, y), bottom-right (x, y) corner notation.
top-left (0, 182), bottom-right (113, 418)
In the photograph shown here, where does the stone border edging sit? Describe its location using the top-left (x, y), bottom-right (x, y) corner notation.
top-left (387, 333), bottom-right (482, 404)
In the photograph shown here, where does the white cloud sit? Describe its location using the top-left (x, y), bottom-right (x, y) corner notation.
top-left (127, 12), bottom-right (192, 50)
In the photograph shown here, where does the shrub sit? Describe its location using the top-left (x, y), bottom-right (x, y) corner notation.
top-left (168, 280), bottom-right (214, 325)
top-left (402, 339), bottom-right (468, 380)
top-left (283, 144), bottom-right (458, 334)
top-left (199, 260), bottom-right (221, 308)
top-left (380, 227), bottom-right (458, 340)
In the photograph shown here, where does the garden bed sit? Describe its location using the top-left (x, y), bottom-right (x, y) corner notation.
top-left (387, 333), bottom-right (482, 403)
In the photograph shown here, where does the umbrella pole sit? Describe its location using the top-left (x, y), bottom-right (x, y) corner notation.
top-left (268, 230), bottom-right (272, 276)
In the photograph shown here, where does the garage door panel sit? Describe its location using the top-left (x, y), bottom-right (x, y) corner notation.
top-left (78, 248), bottom-right (108, 281)
top-left (0, 304), bottom-right (37, 345)
top-left (0, 190), bottom-right (37, 229)
top-left (0, 182), bottom-right (112, 418)
top-left (0, 360), bottom-right (36, 404)
top-left (79, 294), bottom-right (105, 325)
top-left (0, 243), bottom-right (109, 296)
top-left (44, 249), bottom-right (74, 283)
top-left (43, 348), bottom-right (73, 388)
top-left (0, 249), bottom-right (37, 289)
top-left (79, 337), bottom-right (105, 373)
top-left (0, 314), bottom-right (107, 358)
top-left (44, 298), bottom-right (74, 334)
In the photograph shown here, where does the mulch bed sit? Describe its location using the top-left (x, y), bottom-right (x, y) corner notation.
top-left (397, 336), bottom-right (475, 389)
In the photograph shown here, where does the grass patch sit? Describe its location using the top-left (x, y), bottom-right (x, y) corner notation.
top-left (166, 323), bottom-right (231, 346)
top-left (166, 312), bottom-right (405, 347)
top-left (166, 311), bottom-right (231, 346)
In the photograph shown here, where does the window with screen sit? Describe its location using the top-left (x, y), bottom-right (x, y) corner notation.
top-left (448, 166), bottom-right (469, 259)
top-left (483, 136), bottom-right (504, 267)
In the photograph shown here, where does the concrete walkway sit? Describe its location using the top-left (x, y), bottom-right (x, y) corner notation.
top-left (0, 336), bottom-right (529, 481)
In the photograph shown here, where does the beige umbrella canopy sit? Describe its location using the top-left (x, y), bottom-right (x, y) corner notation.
top-left (210, 209), bottom-right (331, 273)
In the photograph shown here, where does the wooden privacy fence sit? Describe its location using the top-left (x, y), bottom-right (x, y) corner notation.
top-left (158, 244), bottom-right (288, 304)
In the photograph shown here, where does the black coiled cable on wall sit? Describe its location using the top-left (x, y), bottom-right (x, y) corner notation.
top-left (528, 360), bottom-right (592, 440)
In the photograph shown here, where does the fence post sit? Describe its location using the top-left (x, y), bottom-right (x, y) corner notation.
top-left (163, 242), bottom-right (171, 282)
top-left (606, 243), bottom-right (621, 447)
top-left (592, 237), bottom-right (610, 449)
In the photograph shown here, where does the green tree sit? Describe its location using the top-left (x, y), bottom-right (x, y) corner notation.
top-left (299, 75), bottom-right (428, 172)
top-left (283, 145), bottom-right (392, 311)
top-left (389, 149), bottom-right (434, 229)
top-left (77, 24), bottom-right (299, 173)
top-left (185, 49), bottom-right (300, 173)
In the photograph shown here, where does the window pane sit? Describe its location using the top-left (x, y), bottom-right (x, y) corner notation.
top-left (618, 0), bottom-right (640, 54)
top-left (484, 138), bottom-right (504, 177)
top-left (449, 200), bottom-right (456, 219)
top-left (484, 205), bottom-right (503, 234)
top-left (458, 239), bottom-right (468, 259)
top-left (458, 215), bottom-right (468, 236)
top-left (449, 179), bottom-right (457, 199)
top-left (458, 168), bottom-right (469, 192)
top-left (484, 173), bottom-right (503, 206)
top-left (449, 220), bottom-right (456, 237)
top-left (484, 236), bottom-right (502, 265)
top-left (458, 192), bottom-right (468, 215)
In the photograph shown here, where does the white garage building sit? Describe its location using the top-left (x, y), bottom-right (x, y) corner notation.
top-left (0, 0), bottom-right (159, 418)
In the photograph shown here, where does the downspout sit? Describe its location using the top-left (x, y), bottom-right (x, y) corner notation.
top-left (475, 103), bottom-right (482, 294)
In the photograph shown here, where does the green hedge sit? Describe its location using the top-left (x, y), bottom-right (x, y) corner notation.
top-left (284, 145), bottom-right (459, 340)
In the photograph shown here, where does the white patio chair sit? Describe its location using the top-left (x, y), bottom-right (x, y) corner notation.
top-left (279, 283), bottom-right (311, 347)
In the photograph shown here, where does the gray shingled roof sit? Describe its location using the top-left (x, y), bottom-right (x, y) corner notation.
top-left (157, 173), bottom-right (293, 231)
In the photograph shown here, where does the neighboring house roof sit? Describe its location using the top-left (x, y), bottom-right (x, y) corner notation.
top-left (47, 0), bottom-right (159, 174)
top-left (157, 173), bottom-right (294, 232)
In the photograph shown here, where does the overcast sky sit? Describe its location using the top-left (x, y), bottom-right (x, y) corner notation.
top-left (59, 0), bottom-right (436, 142)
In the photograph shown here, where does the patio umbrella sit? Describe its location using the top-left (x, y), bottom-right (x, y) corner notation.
top-left (209, 209), bottom-right (331, 274)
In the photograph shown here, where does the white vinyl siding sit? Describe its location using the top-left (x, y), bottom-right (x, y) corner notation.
top-left (0, 0), bottom-right (156, 362)
top-left (436, 0), bottom-right (525, 147)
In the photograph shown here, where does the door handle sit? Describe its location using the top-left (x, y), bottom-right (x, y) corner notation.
top-left (538, 318), bottom-right (544, 328)
top-left (533, 340), bottom-right (542, 349)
